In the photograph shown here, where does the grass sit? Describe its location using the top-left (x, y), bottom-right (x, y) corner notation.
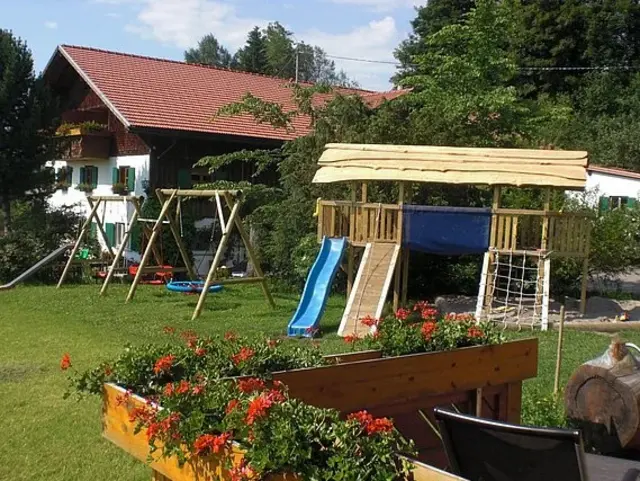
top-left (2, 283), bottom-right (640, 481)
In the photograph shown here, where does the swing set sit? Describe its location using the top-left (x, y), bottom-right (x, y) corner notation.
top-left (125, 189), bottom-right (275, 320)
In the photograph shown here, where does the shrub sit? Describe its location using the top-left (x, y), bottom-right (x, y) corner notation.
top-left (521, 391), bottom-right (567, 428)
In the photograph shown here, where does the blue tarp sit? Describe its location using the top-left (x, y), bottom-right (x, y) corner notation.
top-left (402, 205), bottom-right (491, 255)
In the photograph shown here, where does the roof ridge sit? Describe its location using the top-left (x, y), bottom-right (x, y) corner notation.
top-left (59, 44), bottom-right (377, 93)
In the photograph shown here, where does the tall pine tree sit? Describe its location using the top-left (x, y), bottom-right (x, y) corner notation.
top-left (0, 30), bottom-right (58, 233)
top-left (234, 27), bottom-right (268, 74)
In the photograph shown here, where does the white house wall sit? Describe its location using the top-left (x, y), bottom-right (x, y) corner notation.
top-left (566, 171), bottom-right (640, 207)
top-left (48, 154), bottom-right (150, 257)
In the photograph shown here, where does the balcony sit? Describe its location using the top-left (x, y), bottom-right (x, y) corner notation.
top-left (57, 123), bottom-right (111, 162)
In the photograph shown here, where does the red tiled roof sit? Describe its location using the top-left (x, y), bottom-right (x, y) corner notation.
top-left (54, 45), bottom-right (408, 141)
top-left (588, 165), bottom-right (640, 181)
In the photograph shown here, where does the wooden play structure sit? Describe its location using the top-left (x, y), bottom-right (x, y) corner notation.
top-left (313, 143), bottom-right (592, 335)
top-left (125, 189), bottom-right (274, 320)
top-left (57, 195), bottom-right (144, 290)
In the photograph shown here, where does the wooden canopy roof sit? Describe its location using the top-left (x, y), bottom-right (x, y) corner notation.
top-left (312, 144), bottom-right (589, 189)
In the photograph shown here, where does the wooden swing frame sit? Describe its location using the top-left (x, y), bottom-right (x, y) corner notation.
top-left (57, 195), bottom-right (157, 291)
top-left (125, 189), bottom-right (275, 320)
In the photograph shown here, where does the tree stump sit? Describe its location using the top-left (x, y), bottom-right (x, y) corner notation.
top-left (565, 340), bottom-right (640, 451)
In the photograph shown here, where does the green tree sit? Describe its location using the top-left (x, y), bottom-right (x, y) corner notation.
top-left (0, 30), bottom-right (58, 233)
top-left (235, 27), bottom-right (268, 74)
top-left (184, 34), bottom-right (233, 67)
top-left (263, 22), bottom-right (296, 78)
top-left (394, 0), bottom-right (475, 82)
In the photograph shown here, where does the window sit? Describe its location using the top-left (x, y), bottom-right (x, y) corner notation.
top-left (79, 165), bottom-right (99, 188)
top-left (599, 196), bottom-right (637, 211)
top-left (112, 166), bottom-right (136, 192)
top-left (115, 222), bottom-right (126, 247)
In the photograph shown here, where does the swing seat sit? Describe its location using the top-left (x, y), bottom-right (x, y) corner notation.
top-left (166, 281), bottom-right (223, 294)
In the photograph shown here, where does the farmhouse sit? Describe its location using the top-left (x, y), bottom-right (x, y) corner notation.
top-left (43, 45), bottom-right (403, 268)
top-left (587, 165), bottom-right (640, 209)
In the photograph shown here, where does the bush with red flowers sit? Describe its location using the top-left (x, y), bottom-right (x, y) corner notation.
top-left (64, 329), bottom-right (415, 480)
top-left (348, 301), bottom-right (503, 357)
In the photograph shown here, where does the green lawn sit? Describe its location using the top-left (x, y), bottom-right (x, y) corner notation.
top-left (0, 284), bottom-right (636, 481)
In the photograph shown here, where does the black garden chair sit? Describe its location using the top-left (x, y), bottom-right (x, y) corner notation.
top-left (433, 407), bottom-right (640, 481)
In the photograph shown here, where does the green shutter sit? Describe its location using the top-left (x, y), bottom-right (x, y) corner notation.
top-left (90, 222), bottom-right (97, 240)
top-left (130, 223), bottom-right (140, 252)
top-left (67, 166), bottom-right (73, 183)
top-left (177, 169), bottom-right (192, 188)
top-left (105, 223), bottom-right (116, 248)
top-left (599, 196), bottom-right (609, 212)
top-left (127, 167), bottom-right (136, 192)
top-left (92, 166), bottom-right (99, 188)
top-left (628, 198), bottom-right (637, 209)
top-left (112, 167), bottom-right (119, 184)
top-left (79, 167), bottom-right (86, 185)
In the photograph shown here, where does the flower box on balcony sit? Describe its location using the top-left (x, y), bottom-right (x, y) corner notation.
top-left (58, 126), bottom-right (111, 161)
top-left (100, 338), bottom-right (538, 480)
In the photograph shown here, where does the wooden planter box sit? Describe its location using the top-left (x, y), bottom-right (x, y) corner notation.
top-left (102, 338), bottom-right (537, 480)
top-left (59, 131), bottom-right (111, 161)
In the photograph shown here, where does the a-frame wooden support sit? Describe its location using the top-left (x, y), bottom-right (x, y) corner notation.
top-left (57, 195), bottom-right (126, 288)
top-left (126, 189), bottom-right (275, 319)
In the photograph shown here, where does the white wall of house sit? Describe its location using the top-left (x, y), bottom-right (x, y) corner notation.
top-left (48, 154), bottom-right (150, 258)
top-left (567, 169), bottom-right (640, 207)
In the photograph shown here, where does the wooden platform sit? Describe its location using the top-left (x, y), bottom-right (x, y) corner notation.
top-left (339, 242), bottom-right (400, 337)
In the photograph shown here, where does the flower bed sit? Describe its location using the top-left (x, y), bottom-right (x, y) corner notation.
top-left (65, 304), bottom-right (538, 480)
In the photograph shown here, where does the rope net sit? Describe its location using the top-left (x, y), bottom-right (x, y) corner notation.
top-left (482, 249), bottom-right (549, 330)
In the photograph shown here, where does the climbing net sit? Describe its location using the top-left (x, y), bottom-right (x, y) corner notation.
top-left (477, 249), bottom-right (550, 330)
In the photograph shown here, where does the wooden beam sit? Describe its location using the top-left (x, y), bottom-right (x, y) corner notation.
top-left (214, 192), bottom-right (226, 234)
top-left (88, 195), bottom-right (139, 202)
top-left (192, 200), bottom-right (242, 320)
top-left (57, 199), bottom-right (103, 288)
top-left (223, 192), bottom-right (276, 310)
top-left (157, 189), bottom-right (240, 198)
top-left (216, 276), bottom-right (265, 285)
top-left (361, 182), bottom-right (368, 203)
top-left (100, 198), bottom-right (141, 296)
top-left (126, 190), bottom-right (177, 303)
top-left (156, 189), bottom-right (198, 281)
top-left (87, 196), bottom-right (116, 258)
top-left (348, 184), bottom-right (357, 296)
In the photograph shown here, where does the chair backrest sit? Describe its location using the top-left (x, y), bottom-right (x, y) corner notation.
top-left (433, 407), bottom-right (587, 481)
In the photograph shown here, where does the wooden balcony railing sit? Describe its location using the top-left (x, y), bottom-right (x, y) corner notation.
top-left (59, 131), bottom-right (111, 161)
top-left (317, 200), bottom-right (401, 245)
top-left (493, 209), bottom-right (592, 257)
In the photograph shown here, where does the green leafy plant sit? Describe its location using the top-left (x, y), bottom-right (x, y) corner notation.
top-left (521, 391), bottom-right (567, 428)
top-left (76, 183), bottom-right (94, 193)
top-left (56, 121), bottom-right (107, 135)
top-left (111, 182), bottom-right (128, 195)
top-left (55, 180), bottom-right (71, 191)
top-left (347, 301), bottom-right (503, 357)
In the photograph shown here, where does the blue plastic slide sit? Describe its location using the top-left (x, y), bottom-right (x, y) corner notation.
top-left (287, 237), bottom-right (347, 337)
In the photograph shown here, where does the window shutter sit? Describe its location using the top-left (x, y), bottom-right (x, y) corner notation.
top-left (67, 166), bottom-right (73, 183)
top-left (130, 223), bottom-right (140, 252)
top-left (127, 167), bottom-right (136, 192)
top-left (105, 223), bottom-right (116, 248)
top-left (112, 167), bottom-right (119, 184)
top-left (92, 166), bottom-right (99, 188)
top-left (599, 196), bottom-right (609, 212)
top-left (79, 167), bottom-right (86, 185)
top-left (177, 169), bottom-right (192, 188)
top-left (628, 198), bottom-right (637, 209)
top-left (90, 222), bottom-right (97, 240)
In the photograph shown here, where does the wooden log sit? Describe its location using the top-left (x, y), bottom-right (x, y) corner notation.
top-left (565, 340), bottom-right (640, 450)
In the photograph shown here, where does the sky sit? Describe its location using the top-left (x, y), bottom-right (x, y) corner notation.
top-left (2, 0), bottom-right (425, 91)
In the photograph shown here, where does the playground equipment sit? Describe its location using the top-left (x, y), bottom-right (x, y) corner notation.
top-left (166, 281), bottom-right (224, 294)
top-left (126, 189), bottom-right (274, 320)
top-left (0, 243), bottom-right (73, 291)
top-left (296, 143), bottom-right (591, 336)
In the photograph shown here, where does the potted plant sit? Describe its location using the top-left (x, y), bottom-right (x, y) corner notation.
top-left (56, 121), bottom-right (108, 136)
top-left (63, 303), bottom-right (539, 479)
top-left (55, 180), bottom-right (71, 192)
top-left (112, 182), bottom-right (128, 195)
top-left (76, 183), bottom-right (94, 193)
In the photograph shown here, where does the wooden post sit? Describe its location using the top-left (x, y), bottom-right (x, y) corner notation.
top-left (476, 387), bottom-right (484, 417)
top-left (56, 199), bottom-right (102, 288)
top-left (316, 198), bottom-right (324, 243)
top-left (537, 189), bottom-right (552, 324)
top-left (192, 199), bottom-right (241, 320)
top-left (87, 197), bottom-right (116, 258)
top-left (580, 222), bottom-right (592, 315)
top-left (348, 184), bottom-right (357, 296)
top-left (394, 182), bottom-right (406, 310)
top-left (553, 299), bottom-right (566, 396)
top-left (126, 190), bottom-right (177, 302)
top-left (99, 198), bottom-right (141, 295)
top-left (223, 192), bottom-right (276, 311)
top-left (361, 182), bottom-right (368, 203)
top-left (156, 189), bottom-right (197, 281)
top-left (484, 186), bottom-right (501, 311)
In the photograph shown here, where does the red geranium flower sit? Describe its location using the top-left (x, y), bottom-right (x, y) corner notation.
top-left (413, 301), bottom-right (429, 311)
top-left (224, 331), bottom-right (238, 341)
top-left (420, 307), bottom-right (438, 321)
top-left (60, 353), bottom-right (72, 370)
top-left (366, 417), bottom-right (395, 435)
top-left (421, 321), bottom-right (437, 340)
top-left (231, 347), bottom-right (255, 365)
top-left (193, 432), bottom-right (231, 455)
top-left (347, 410), bottom-right (373, 426)
top-left (395, 308), bottom-right (410, 320)
top-left (153, 354), bottom-right (175, 375)
top-left (360, 315), bottom-right (378, 327)
top-left (164, 383), bottom-right (175, 396)
top-left (246, 395), bottom-right (272, 425)
top-left (194, 347), bottom-right (207, 357)
top-left (237, 377), bottom-right (265, 393)
top-left (230, 460), bottom-right (256, 481)
top-left (343, 334), bottom-right (360, 344)
top-left (116, 390), bottom-right (132, 406)
top-left (226, 399), bottom-right (239, 414)
top-left (467, 326), bottom-right (484, 338)
top-left (176, 380), bottom-right (190, 394)
top-left (192, 384), bottom-right (205, 396)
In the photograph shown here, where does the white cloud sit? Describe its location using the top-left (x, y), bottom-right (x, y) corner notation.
top-left (122, 0), bottom-right (266, 50)
top-left (303, 17), bottom-right (401, 90)
top-left (44, 21), bottom-right (58, 29)
top-left (328, 0), bottom-right (425, 13)
top-left (106, 12), bottom-right (121, 18)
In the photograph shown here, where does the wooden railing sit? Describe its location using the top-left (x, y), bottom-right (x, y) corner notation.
top-left (493, 209), bottom-right (591, 257)
top-left (317, 200), bottom-right (401, 245)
